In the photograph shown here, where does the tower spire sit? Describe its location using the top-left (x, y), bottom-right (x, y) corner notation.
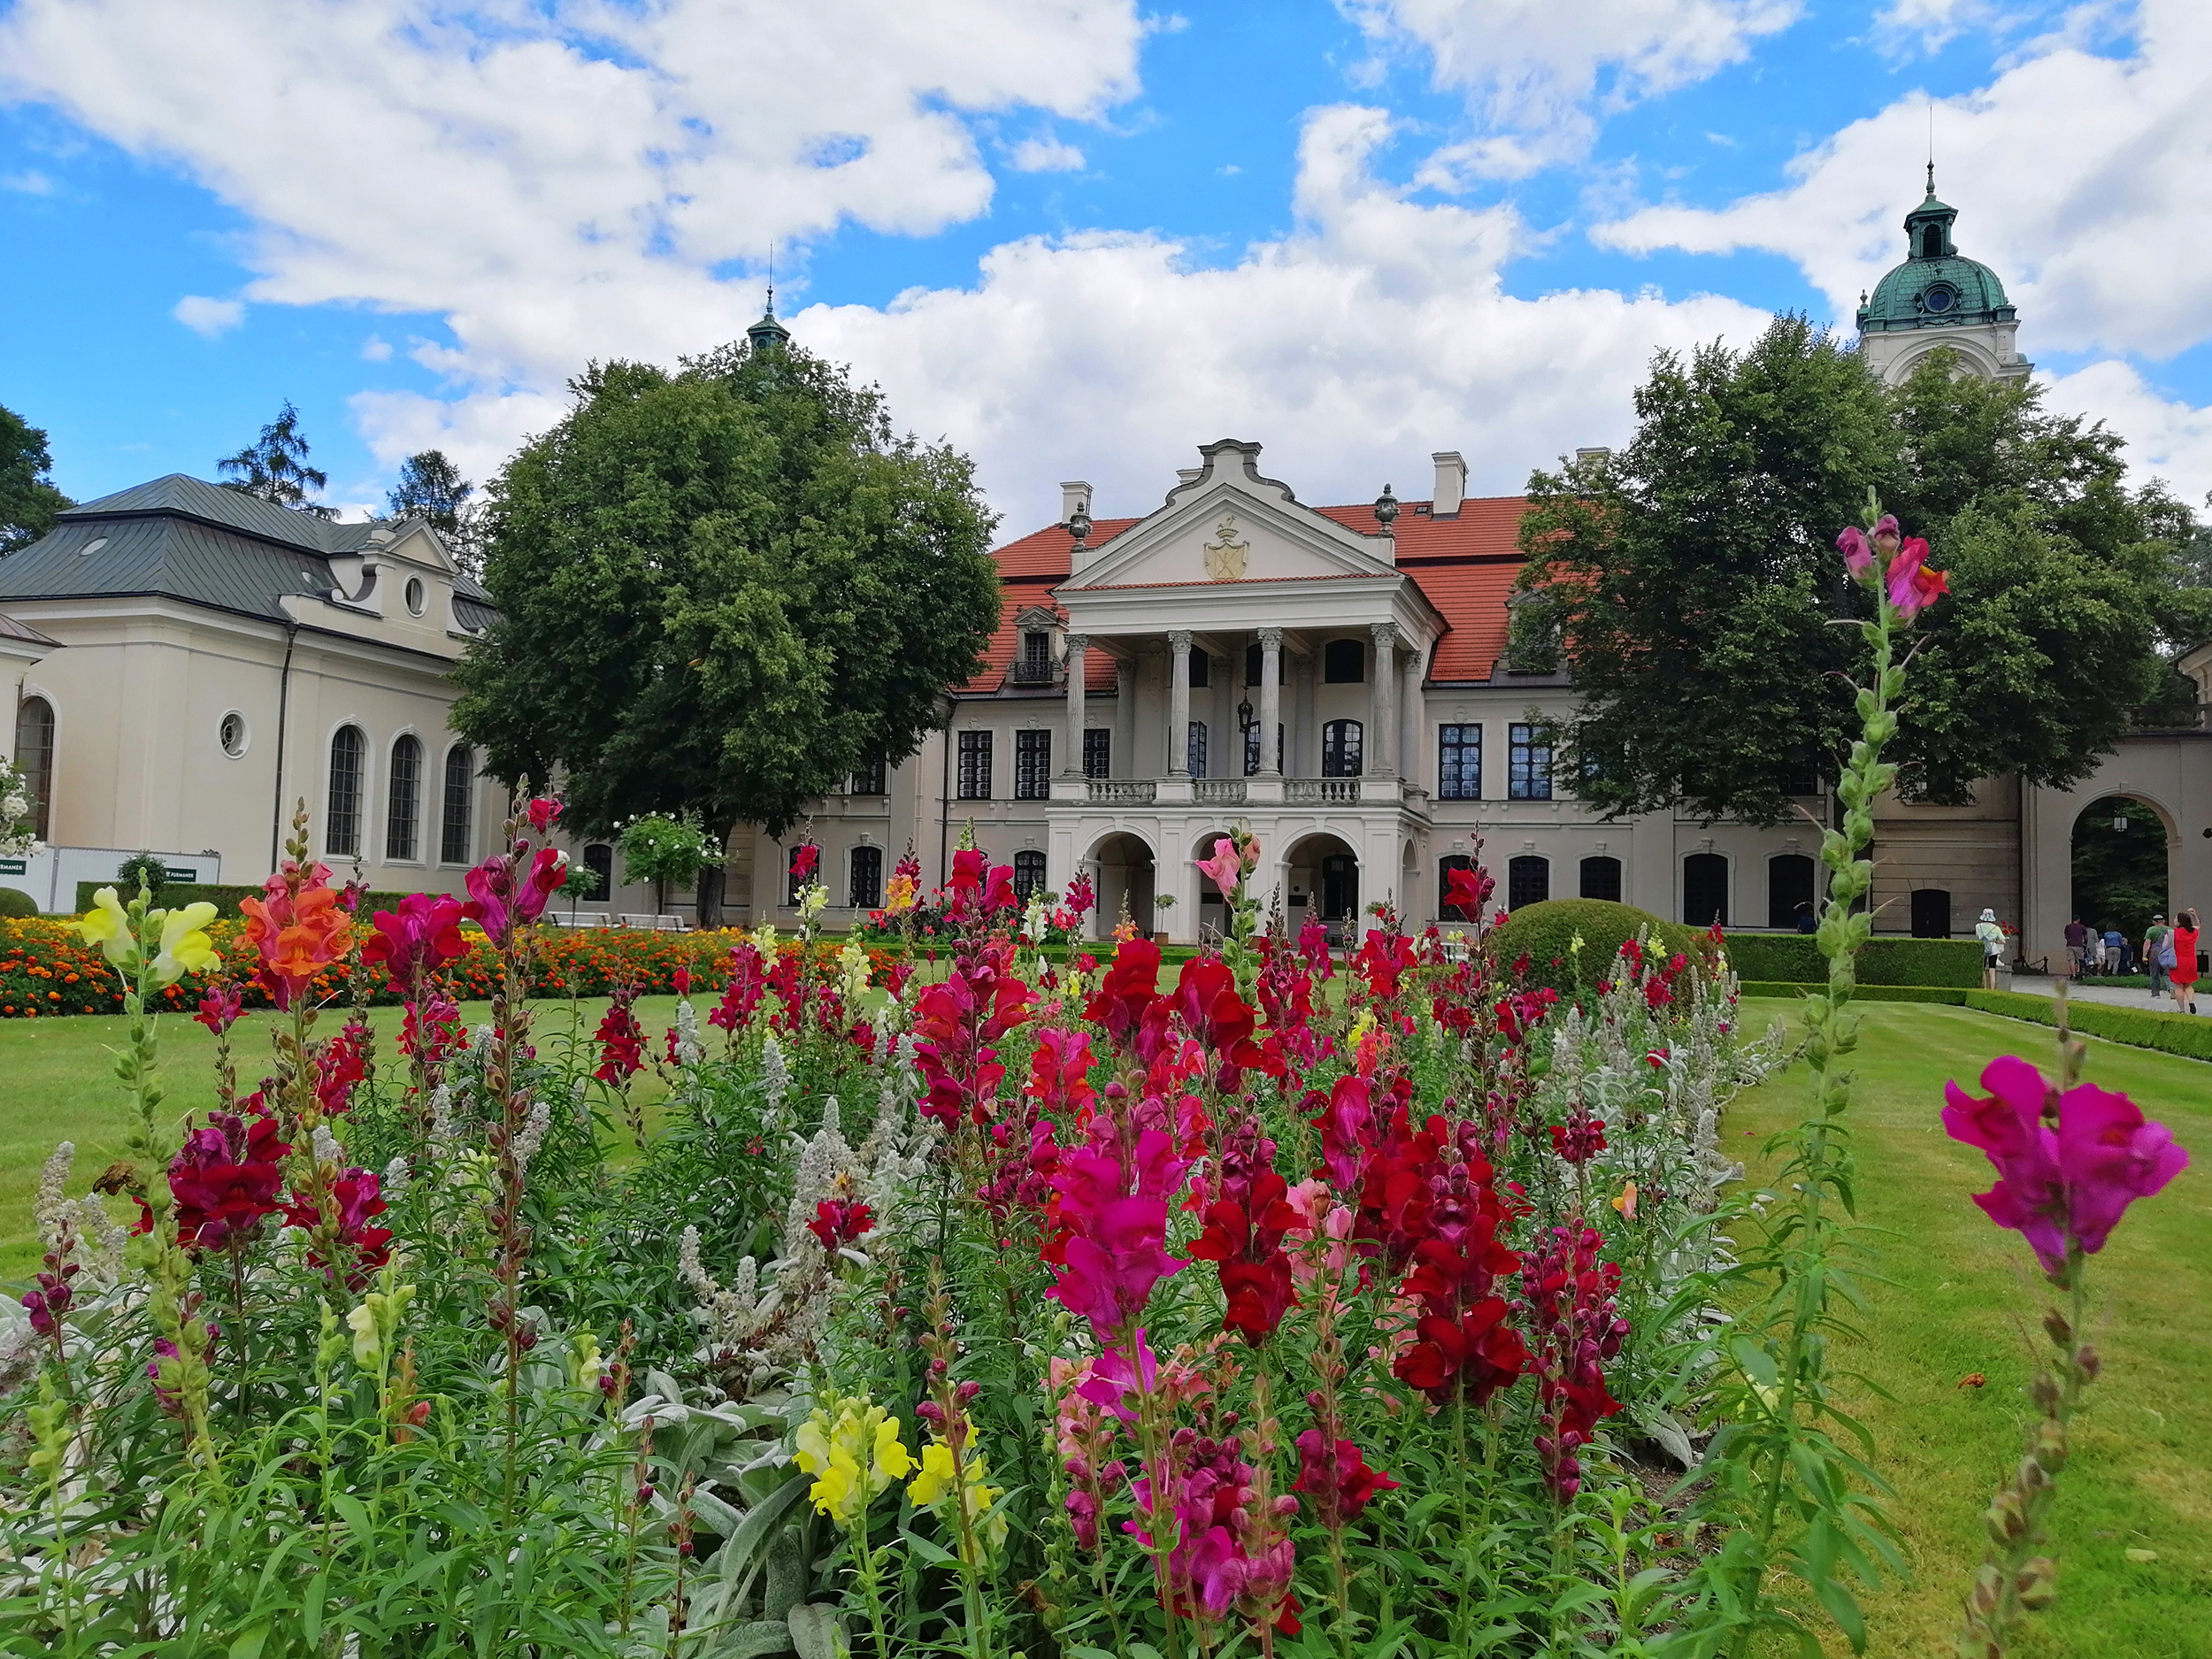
top-left (748, 239), bottom-right (791, 356)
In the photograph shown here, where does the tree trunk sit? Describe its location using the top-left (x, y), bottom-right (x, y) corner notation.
top-left (696, 862), bottom-right (726, 932)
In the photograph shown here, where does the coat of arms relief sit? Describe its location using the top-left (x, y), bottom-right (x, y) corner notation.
top-left (1202, 514), bottom-right (1249, 581)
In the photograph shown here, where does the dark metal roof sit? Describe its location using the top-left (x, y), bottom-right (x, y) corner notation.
top-left (0, 610), bottom-right (61, 648)
top-left (0, 472), bottom-right (496, 625)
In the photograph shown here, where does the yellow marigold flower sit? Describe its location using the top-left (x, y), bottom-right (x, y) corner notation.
top-left (75, 887), bottom-right (133, 967)
top-left (150, 902), bottom-right (220, 987)
top-left (795, 1396), bottom-right (913, 1530)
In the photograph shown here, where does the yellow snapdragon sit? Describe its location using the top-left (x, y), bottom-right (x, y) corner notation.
top-left (75, 889), bottom-right (219, 987)
top-left (908, 1436), bottom-right (1008, 1557)
top-left (73, 887), bottom-right (133, 967)
top-left (837, 941), bottom-right (872, 1004)
top-left (795, 1394), bottom-right (914, 1531)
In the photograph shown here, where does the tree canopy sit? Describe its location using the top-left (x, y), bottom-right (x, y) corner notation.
top-left (450, 341), bottom-right (1002, 920)
top-left (1, 402), bottom-right (71, 556)
top-left (1513, 318), bottom-right (2205, 824)
top-left (386, 449), bottom-right (482, 573)
top-left (218, 401), bottom-right (333, 518)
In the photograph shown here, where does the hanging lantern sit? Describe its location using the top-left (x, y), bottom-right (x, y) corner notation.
top-left (2114, 813), bottom-right (2129, 833)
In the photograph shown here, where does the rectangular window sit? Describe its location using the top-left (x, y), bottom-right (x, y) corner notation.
top-left (1083, 727), bottom-right (1111, 780)
top-left (440, 746), bottom-right (473, 864)
top-left (1509, 723), bottom-right (1552, 801)
top-left (1187, 721), bottom-right (1209, 779)
top-left (1022, 631), bottom-right (1051, 672)
top-left (849, 845), bottom-right (884, 909)
top-left (1188, 650), bottom-right (1210, 688)
top-left (849, 756), bottom-right (887, 795)
top-left (1243, 722), bottom-right (1284, 776)
top-left (1438, 724), bottom-right (1481, 799)
top-left (956, 730), bottom-right (992, 800)
top-left (1016, 729), bottom-right (1052, 799)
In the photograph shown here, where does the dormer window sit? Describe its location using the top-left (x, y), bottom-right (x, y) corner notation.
top-left (1021, 630), bottom-right (1051, 674)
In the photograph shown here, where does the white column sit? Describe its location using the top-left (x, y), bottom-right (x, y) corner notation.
top-left (1401, 644), bottom-right (1423, 790)
top-left (1257, 626), bottom-right (1283, 777)
top-left (1370, 623), bottom-right (1399, 779)
top-left (1167, 629), bottom-right (1193, 778)
top-left (1294, 653), bottom-right (1316, 775)
top-left (1064, 634), bottom-right (1087, 777)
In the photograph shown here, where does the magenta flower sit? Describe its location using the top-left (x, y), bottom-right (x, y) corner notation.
top-left (465, 846), bottom-right (566, 944)
top-left (1942, 1055), bottom-right (2189, 1277)
top-left (192, 983), bottom-right (243, 1035)
top-left (526, 795), bottom-right (564, 834)
top-left (1886, 534), bottom-right (1949, 619)
top-left (362, 892), bottom-right (471, 985)
top-left (1045, 1123), bottom-right (1189, 1341)
top-left (791, 842), bottom-right (820, 884)
top-left (1292, 1429), bottom-right (1398, 1528)
top-left (1836, 524), bottom-right (1875, 580)
top-left (1197, 838), bottom-right (1242, 901)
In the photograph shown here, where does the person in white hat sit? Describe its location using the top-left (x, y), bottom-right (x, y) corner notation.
top-left (1974, 908), bottom-right (2006, 990)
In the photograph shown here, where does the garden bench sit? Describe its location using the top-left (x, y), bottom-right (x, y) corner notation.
top-left (618, 913), bottom-right (690, 932)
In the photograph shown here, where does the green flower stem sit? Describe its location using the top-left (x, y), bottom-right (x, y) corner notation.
top-left (1123, 1317), bottom-right (1187, 1659)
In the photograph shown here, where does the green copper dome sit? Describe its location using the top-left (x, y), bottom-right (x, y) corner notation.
top-left (1856, 172), bottom-right (2016, 336)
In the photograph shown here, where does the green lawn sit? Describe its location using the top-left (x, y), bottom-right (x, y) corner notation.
top-left (1730, 998), bottom-right (2211, 1659)
top-left (0, 995), bottom-right (685, 1280)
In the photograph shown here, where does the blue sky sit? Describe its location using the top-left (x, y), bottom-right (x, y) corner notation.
top-left (4, 0), bottom-right (2208, 526)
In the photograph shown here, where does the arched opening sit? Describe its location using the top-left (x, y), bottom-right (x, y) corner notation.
top-left (386, 733), bottom-right (423, 862)
top-left (1508, 855), bottom-right (1549, 910)
top-left (1089, 831), bottom-right (1156, 941)
top-left (1283, 832), bottom-right (1359, 942)
top-left (12, 695), bottom-right (55, 841)
top-left (1766, 854), bottom-right (1815, 931)
top-left (2070, 795), bottom-right (2171, 944)
top-left (1578, 855), bottom-right (1621, 902)
top-left (440, 745), bottom-right (474, 864)
top-left (1682, 852), bottom-right (1727, 927)
top-left (580, 843), bottom-right (614, 903)
top-left (1910, 888), bottom-right (1953, 939)
top-left (850, 845), bottom-right (884, 910)
top-left (1013, 849), bottom-right (1048, 902)
top-left (1440, 853), bottom-right (1476, 921)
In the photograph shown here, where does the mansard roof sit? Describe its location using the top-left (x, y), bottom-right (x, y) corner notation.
top-left (0, 472), bottom-right (496, 632)
top-left (970, 491), bottom-right (1530, 693)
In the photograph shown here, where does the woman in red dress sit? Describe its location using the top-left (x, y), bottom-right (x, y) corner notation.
top-left (2172, 910), bottom-right (2202, 1017)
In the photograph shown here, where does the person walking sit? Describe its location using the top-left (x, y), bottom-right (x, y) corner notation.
top-left (2144, 913), bottom-right (2173, 1000)
top-left (1975, 907), bottom-right (2007, 991)
top-left (2172, 910), bottom-right (2202, 1016)
top-left (2064, 916), bottom-right (2091, 979)
top-left (2101, 924), bottom-right (2127, 976)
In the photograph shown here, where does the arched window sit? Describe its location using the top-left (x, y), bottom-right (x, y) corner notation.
top-left (440, 746), bottom-right (474, 864)
top-left (1322, 719), bottom-right (1363, 778)
top-left (1579, 855), bottom-right (1622, 902)
top-left (386, 734), bottom-right (423, 862)
top-left (1508, 855), bottom-right (1549, 910)
top-left (1767, 854), bottom-right (1816, 930)
top-left (12, 695), bottom-right (55, 841)
top-left (1187, 721), bottom-right (1209, 779)
top-left (581, 843), bottom-right (614, 903)
top-left (849, 845), bottom-right (884, 910)
top-left (1323, 639), bottom-right (1364, 683)
top-left (1682, 853), bottom-right (1728, 927)
top-left (1921, 225), bottom-right (1943, 258)
top-left (326, 726), bottom-right (366, 857)
top-left (1014, 849), bottom-right (1048, 901)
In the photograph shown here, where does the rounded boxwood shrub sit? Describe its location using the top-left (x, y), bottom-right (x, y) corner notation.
top-left (0, 887), bottom-right (38, 919)
top-left (1486, 898), bottom-right (1703, 1000)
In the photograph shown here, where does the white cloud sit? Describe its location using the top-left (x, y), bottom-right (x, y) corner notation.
top-left (0, 0), bottom-right (1146, 394)
top-left (796, 105), bottom-right (1770, 526)
top-left (359, 334), bottom-right (393, 361)
top-left (2044, 359), bottom-right (2212, 509)
top-left (1346, 0), bottom-right (1801, 178)
top-left (1594, 0), bottom-right (2212, 361)
top-left (172, 295), bottom-right (244, 335)
top-left (1, 168), bottom-right (54, 193)
top-left (1009, 135), bottom-right (1086, 172)
top-left (1872, 0), bottom-right (1999, 55)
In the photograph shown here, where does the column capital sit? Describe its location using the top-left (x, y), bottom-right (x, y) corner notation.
top-left (1167, 628), bottom-right (1194, 651)
top-left (1256, 626), bottom-right (1284, 649)
top-left (1369, 621), bottom-right (1399, 650)
top-left (1064, 632), bottom-right (1089, 652)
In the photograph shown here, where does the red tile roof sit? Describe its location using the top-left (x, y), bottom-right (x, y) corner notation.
top-left (964, 497), bottom-right (1531, 693)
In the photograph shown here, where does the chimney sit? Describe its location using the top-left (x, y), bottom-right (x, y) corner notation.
top-left (1060, 480), bottom-right (1093, 525)
top-left (1431, 451), bottom-right (1465, 517)
top-left (1574, 447), bottom-right (1612, 469)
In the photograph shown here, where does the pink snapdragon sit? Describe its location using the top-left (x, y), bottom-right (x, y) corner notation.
top-left (1942, 1055), bottom-right (2188, 1279)
top-left (1197, 839), bottom-right (1242, 901)
top-left (1292, 1429), bottom-right (1398, 1528)
top-left (1044, 1112), bottom-right (1190, 1342)
top-left (361, 892), bottom-right (471, 986)
top-left (1519, 1225), bottom-right (1628, 1502)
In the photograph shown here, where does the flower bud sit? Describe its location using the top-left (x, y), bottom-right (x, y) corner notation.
top-left (2016, 1456), bottom-right (2050, 1495)
top-left (2074, 1345), bottom-right (2101, 1382)
top-left (1984, 1491), bottom-right (2031, 1543)
top-left (2042, 1308), bottom-right (2072, 1348)
top-left (2033, 1421), bottom-right (2068, 1474)
top-left (2014, 1556), bottom-right (2058, 1611)
top-left (956, 1379), bottom-right (981, 1404)
top-left (2030, 1373), bottom-right (2062, 1411)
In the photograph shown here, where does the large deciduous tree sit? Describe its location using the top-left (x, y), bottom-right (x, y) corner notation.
top-left (1514, 319), bottom-right (2200, 824)
top-left (451, 342), bottom-right (1001, 926)
top-left (1, 402), bottom-right (71, 556)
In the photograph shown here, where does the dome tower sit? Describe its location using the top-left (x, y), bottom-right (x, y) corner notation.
top-left (1855, 167), bottom-right (2030, 386)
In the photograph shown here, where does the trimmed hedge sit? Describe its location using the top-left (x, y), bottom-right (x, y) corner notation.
top-left (1963, 990), bottom-right (2212, 1064)
top-left (1737, 982), bottom-right (1970, 1004)
top-left (0, 887), bottom-right (37, 920)
top-left (1488, 899), bottom-right (1704, 1000)
top-left (1724, 933), bottom-right (1983, 987)
top-left (72, 880), bottom-right (441, 919)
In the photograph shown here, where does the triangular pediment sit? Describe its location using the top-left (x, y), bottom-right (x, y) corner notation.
top-left (1064, 484), bottom-right (1393, 592)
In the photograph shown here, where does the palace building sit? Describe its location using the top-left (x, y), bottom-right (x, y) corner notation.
top-left (7, 178), bottom-right (2208, 958)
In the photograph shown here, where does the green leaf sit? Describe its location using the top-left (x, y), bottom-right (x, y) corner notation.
top-left (228, 1627), bottom-right (270, 1659)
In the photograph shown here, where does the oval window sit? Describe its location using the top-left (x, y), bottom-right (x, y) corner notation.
top-left (405, 576), bottom-right (426, 615)
top-left (1923, 284), bottom-right (1955, 315)
top-left (219, 710), bottom-right (249, 757)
